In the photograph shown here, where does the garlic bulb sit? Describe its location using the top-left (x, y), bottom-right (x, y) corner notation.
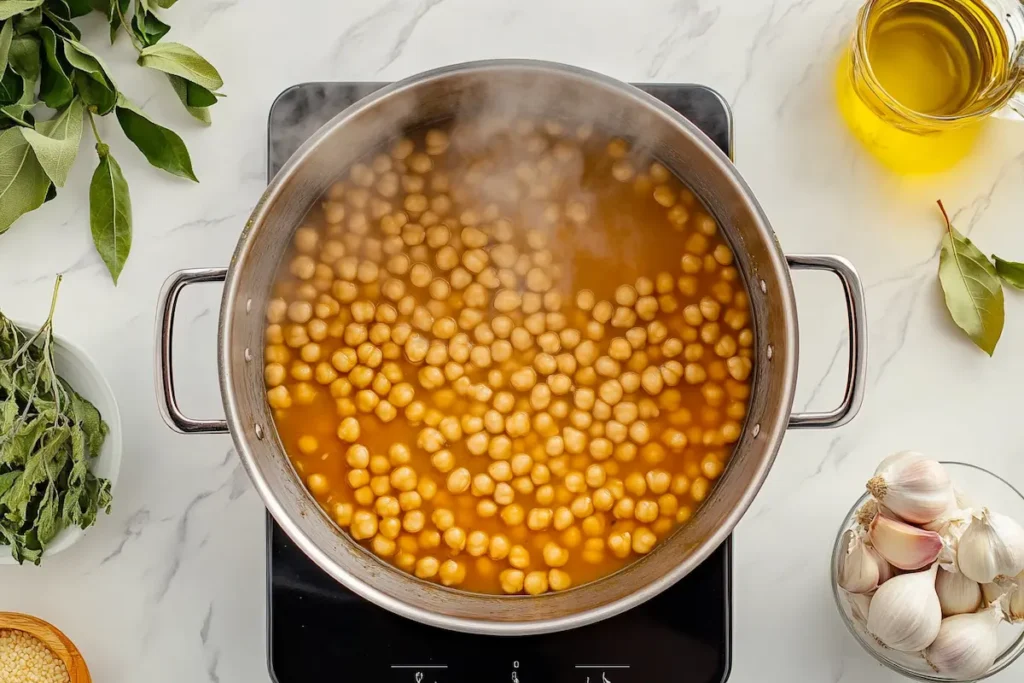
top-left (935, 567), bottom-right (982, 616)
top-left (866, 564), bottom-right (942, 652)
top-left (869, 513), bottom-right (943, 570)
top-left (957, 508), bottom-right (1024, 583)
top-left (838, 529), bottom-right (894, 593)
top-left (982, 571), bottom-right (1024, 622)
top-left (924, 602), bottom-right (1005, 679)
top-left (867, 452), bottom-right (953, 524)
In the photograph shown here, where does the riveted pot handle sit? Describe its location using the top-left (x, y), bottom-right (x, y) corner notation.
top-left (155, 268), bottom-right (230, 434)
top-left (786, 255), bottom-right (867, 429)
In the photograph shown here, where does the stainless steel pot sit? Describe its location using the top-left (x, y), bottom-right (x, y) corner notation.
top-left (155, 60), bottom-right (867, 635)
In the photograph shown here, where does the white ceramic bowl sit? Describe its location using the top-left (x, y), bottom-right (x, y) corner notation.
top-left (0, 323), bottom-right (122, 564)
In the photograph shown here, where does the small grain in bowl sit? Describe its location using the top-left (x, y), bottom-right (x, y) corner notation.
top-left (0, 629), bottom-right (70, 683)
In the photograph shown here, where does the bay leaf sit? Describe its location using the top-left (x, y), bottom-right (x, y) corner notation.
top-left (0, 126), bottom-right (50, 233)
top-left (12, 5), bottom-right (40, 33)
top-left (62, 39), bottom-right (118, 113)
top-left (0, 19), bottom-right (14, 75)
top-left (0, 67), bottom-right (22, 104)
top-left (936, 201), bottom-right (1005, 355)
top-left (105, 0), bottom-right (127, 43)
top-left (42, 6), bottom-right (81, 40)
top-left (0, 0), bottom-right (44, 21)
top-left (152, 0), bottom-right (175, 6)
top-left (88, 146), bottom-right (131, 283)
top-left (20, 95), bottom-right (81, 186)
top-left (115, 94), bottom-right (195, 180)
top-left (993, 255), bottom-right (1024, 290)
top-left (7, 34), bottom-right (39, 81)
top-left (130, 2), bottom-right (169, 46)
top-left (37, 26), bottom-right (72, 108)
top-left (167, 74), bottom-right (211, 124)
top-left (65, 0), bottom-right (91, 17)
top-left (138, 41), bottom-right (222, 91)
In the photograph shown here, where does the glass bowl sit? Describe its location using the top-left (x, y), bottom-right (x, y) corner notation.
top-left (831, 462), bottom-right (1024, 681)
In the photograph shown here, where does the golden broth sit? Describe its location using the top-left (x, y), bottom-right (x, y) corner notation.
top-left (264, 118), bottom-right (753, 595)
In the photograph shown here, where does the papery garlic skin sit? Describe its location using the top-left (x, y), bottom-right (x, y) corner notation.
top-left (869, 513), bottom-right (943, 570)
top-left (867, 564), bottom-right (942, 652)
top-left (838, 529), bottom-right (894, 593)
top-left (982, 571), bottom-right (1024, 623)
top-left (867, 452), bottom-right (953, 525)
top-left (924, 507), bottom-right (973, 572)
top-left (935, 567), bottom-right (982, 616)
top-left (957, 508), bottom-right (1024, 584)
top-left (924, 603), bottom-right (1004, 680)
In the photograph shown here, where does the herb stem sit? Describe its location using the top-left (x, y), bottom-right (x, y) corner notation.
top-left (115, 1), bottom-right (144, 53)
top-left (86, 110), bottom-right (103, 145)
top-left (936, 199), bottom-right (953, 236)
top-left (44, 275), bottom-right (63, 327)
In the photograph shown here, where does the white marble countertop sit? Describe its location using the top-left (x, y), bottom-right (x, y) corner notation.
top-left (2, 0), bottom-right (1024, 681)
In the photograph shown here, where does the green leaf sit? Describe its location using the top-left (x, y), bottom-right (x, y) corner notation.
top-left (0, 471), bottom-right (19, 500)
top-left (0, 127), bottom-right (49, 234)
top-left (73, 70), bottom-right (114, 113)
top-left (0, 103), bottom-right (33, 126)
top-left (105, 0), bottom-right (126, 43)
top-left (70, 390), bottom-right (106, 457)
top-left (0, 67), bottom-right (22, 104)
top-left (0, 0), bottom-right (44, 21)
top-left (20, 96), bottom-right (81, 186)
top-left (64, 40), bottom-right (117, 113)
top-left (35, 481), bottom-right (60, 545)
top-left (152, 0), bottom-right (174, 6)
top-left (168, 74), bottom-right (211, 124)
top-left (89, 147), bottom-right (131, 283)
top-left (12, 4), bottom-right (40, 32)
top-left (130, 1), bottom-right (168, 46)
top-left (8, 34), bottom-right (38, 81)
top-left (37, 26), bottom-right (72, 108)
top-left (0, 416), bottom-right (45, 467)
top-left (0, 20), bottom-right (14, 75)
top-left (115, 96), bottom-right (195, 181)
top-left (138, 42), bottom-right (222, 91)
top-left (43, 0), bottom-right (69, 19)
top-left (936, 201), bottom-right (1005, 356)
top-left (65, 0), bottom-right (91, 16)
top-left (42, 8), bottom-right (80, 40)
top-left (992, 255), bottom-right (1024, 290)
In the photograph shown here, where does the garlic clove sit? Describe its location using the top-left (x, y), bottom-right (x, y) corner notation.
top-left (847, 591), bottom-right (872, 625)
top-left (935, 566), bottom-right (982, 616)
top-left (869, 513), bottom-right (943, 570)
top-left (924, 602), bottom-right (1004, 679)
top-left (957, 508), bottom-right (1024, 584)
top-left (982, 571), bottom-right (1024, 623)
top-left (867, 452), bottom-right (953, 525)
top-left (838, 529), bottom-right (893, 593)
top-left (867, 564), bottom-right (942, 652)
top-left (924, 506), bottom-right (974, 572)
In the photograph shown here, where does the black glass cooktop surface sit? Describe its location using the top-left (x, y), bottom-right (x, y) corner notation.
top-left (267, 81), bottom-right (734, 683)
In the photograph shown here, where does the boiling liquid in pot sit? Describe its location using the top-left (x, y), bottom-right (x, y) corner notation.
top-left (264, 118), bottom-right (753, 595)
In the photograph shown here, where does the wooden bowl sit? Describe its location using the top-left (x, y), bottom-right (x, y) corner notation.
top-left (0, 613), bottom-right (91, 683)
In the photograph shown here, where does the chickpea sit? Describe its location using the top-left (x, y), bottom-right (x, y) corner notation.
top-left (598, 379), bottom-right (623, 406)
top-left (606, 530), bottom-right (632, 558)
top-left (414, 556), bottom-right (439, 579)
top-left (443, 526), bottom-right (467, 553)
top-left (501, 503), bottom-right (525, 526)
top-left (351, 510), bottom-right (378, 540)
top-left (500, 568), bottom-right (525, 594)
top-left (613, 497), bottom-right (636, 520)
top-left (523, 570), bottom-right (549, 595)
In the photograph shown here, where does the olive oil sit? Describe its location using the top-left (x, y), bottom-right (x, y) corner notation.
top-left (837, 0), bottom-right (1012, 173)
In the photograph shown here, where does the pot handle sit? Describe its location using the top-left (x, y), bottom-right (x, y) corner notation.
top-left (785, 254), bottom-right (867, 429)
top-left (155, 268), bottom-right (230, 434)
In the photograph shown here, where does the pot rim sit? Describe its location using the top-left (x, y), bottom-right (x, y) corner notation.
top-left (220, 59), bottom-right (799, 634)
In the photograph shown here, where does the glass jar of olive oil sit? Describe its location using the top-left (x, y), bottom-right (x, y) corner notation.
top-left (837, 0), bottom-right (1024, 173)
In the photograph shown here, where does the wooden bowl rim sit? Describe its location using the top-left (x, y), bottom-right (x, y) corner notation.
top-left (0, 612), bottom-right (91, 683)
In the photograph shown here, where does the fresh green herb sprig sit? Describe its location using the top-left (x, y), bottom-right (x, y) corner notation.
top-left (936, 200), bottom-right (1023, 356)
top-left (0, 275), bottom-right (112, 564)
top-left (0, 0), bottom-right (223, 283)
